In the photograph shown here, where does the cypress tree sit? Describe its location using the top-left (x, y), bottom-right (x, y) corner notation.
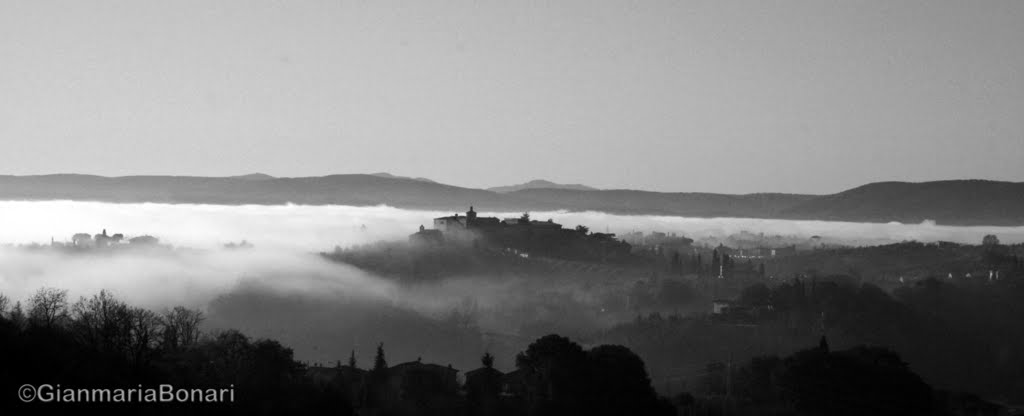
top-left (373, 343), bottom-right (387, 371)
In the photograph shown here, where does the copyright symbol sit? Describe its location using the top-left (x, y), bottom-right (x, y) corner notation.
top-left (18, 384), bottom-right (36, 402)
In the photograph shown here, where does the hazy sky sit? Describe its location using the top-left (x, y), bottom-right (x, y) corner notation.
top-left (1, 1), bottom-right (1021, 194)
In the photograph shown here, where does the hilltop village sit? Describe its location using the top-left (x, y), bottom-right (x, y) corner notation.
top-left (11, 229), bottom-right (163, 252)
top-left (409, 206), bottom-right (632, 262)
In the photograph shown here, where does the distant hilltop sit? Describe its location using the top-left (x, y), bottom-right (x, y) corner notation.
top-left (0, 174), bottom-right (1021, 226)
top-left (229, 173), bottom-right (276, 181)
top-left (487, 179), bottom-right (597, 193)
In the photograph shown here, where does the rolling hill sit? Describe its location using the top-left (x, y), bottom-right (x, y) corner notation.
top-left (777, 180), bottom-right (1024, 226)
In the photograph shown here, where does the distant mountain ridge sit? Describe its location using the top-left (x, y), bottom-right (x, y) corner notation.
top-left (776, 180), bottom-right (1024, 226)
top-left (0, 174), bottom-right (1020, 225)
top-left (488, 179), bottom-right (597, 193)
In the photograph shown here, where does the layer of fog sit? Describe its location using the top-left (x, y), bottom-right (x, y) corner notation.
top-left (0, 246), bottom-right (623, 336)
top-left (0, 246), bottom-right (622, 370)
top-left (0, 247), bottom-right (396, 309)
top-left (2, 200), bottom-right (1023, 366)
top-left (2, 201), bottom-right (1022, 251)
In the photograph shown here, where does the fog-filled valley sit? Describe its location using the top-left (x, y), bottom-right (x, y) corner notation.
top-left (3, 200), bottom-right (1024, 413)
top-left (3, 201), bottom-right (1024, 361)
top-left (4, 200), bottom-right (1024, 250)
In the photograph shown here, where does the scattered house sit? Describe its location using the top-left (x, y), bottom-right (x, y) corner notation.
top-left (500, 369), bottom-right (528, 398)
top-left (71, 229), bottom-right (127, 248)
top-left (771, 245), bottom-right (798, 257)
top-left (432, 206), bottom-right (503, 238)
top-left (434, 213), bottom-right (467, 232)
top-left (94, 229), bottom-right (123, 247)
top-left (305, 364), bottom-right (368, 407)
top-left (307, 366), bottom-right (342, 387)
top-left (711, 299), bottom-right (773, 324)
top-left (308, 359), bottom-right (461, 410)
top-left (387, 359), bottom-right (460, 399)
top-left (72, 233), bottom-right (93, 247)
top-left (408, 225), bottom-right (444, 245)
top-left (465, 366), bottom-right (504, 393)
top-left (712, 300), bottom-right (733, 315)
top-left (501, 217), bottom-right (526, 226)
top-left (464, 364), bottom-right (506, 414)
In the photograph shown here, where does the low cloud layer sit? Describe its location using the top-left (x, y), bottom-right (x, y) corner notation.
top-left (2, 199), bottom-right (1022, 318)
top-left (1, 201), bottom-right (1022, 252)
top-left (0, 246), bottom-right (624, 369)
top-left (0, 248), bottom-right (397, 310)
top-left (1, 200), bottom-right (1022, 366)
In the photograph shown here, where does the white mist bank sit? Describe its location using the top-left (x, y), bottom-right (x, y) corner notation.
top-left (542, 211), bottom-right (1024, 247)
top-left (0, 247), bottom-right (625, 346)
top-left (2, 199), bottom-right (1019, 312)
top-left (0, 248), bottom-right (398, 310)
top-left (0, 201), bottom-right (1021, 251)
top-left (1, 200), bottom-right (1020, 364)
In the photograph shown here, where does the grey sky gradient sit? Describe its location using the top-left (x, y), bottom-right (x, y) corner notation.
top-left (1, 1), bottom-right (1022, 194)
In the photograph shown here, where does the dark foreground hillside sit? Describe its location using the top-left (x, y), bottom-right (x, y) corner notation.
top-left (0, 288), bottom-right (1001, 415)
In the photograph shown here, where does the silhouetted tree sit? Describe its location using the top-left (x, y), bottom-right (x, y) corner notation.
top-left (70, 289), bottom-right (131, 354)
top-left (466, 352), bottom-right (504, 416)
top-left (364, 343), bottom-right (392, 410)
top-left (160, 306), bottom-right (203, 350)
top-left (516, 334), bottom-right (590, 414)
top-left (373, 342), bottom-right (387, 371)
top-left (670, 251), bottom-right (682, 275)
top-left (348, 349), bottom-right (357, 368)
top-left (126, 307), bottom-right (161, 367)
top-left (8, 301), bottom-right (25, 329)
top-left (779, 346), bottom-right (936, 416)
top-left (28, 287), bottom-right (69, 328)
top-left (722, 254), bottom-right (733, 278)
top-left (982, 234), bottom-right (1000, 246)
top-left (588, 344), bottom-right (669, 416)
top-left (711, 249), bottom-right (721, 277)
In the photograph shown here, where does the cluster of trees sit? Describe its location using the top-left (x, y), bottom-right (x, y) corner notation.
top-left (627, 279), bottom-right (706, 315)
top-left (315, 336), bottom-right (675, 416)
top-left (511, 334), bottom-right (674, 416)
top-left (326, 240), bottom-right (637, 282)
top-left (0, 288), bottom-right (348, 414)
top-left (326, 240), bottom-right (534, 280)
top-left (649, 247), bottom-right (765, 281)
top-left (0, 288), bottom-right (204, 361)
top-left (602, 271), bottom-right (1024, 406)
top-left (765, 240), bottom-right (1024, 290)
top-left (685, 339), bottom-right (952, 416)
top-left (1, 286), bottom-right (679, 415)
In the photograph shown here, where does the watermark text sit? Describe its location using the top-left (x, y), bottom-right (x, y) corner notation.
top-left (19, 384), bottom-right (235, 404)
